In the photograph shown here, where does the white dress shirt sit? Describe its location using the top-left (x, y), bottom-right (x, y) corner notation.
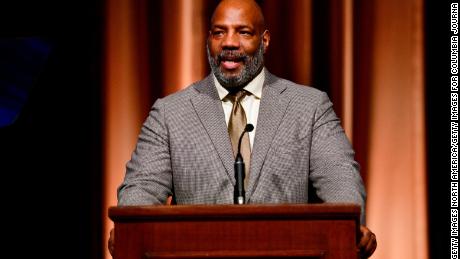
top-left (213, 68), bottom-right (265, 150)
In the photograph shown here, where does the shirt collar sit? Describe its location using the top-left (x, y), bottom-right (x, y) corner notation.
top-left (214, 68), bottom-right (265, 101)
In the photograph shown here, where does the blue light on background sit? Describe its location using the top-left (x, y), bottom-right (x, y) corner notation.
top-left (0, 38), bottom-right (52, 127)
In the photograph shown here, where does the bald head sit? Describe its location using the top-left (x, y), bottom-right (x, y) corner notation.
top-left (211, 0), bottom-right (266, 33)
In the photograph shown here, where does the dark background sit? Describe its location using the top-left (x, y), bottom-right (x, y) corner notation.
top-left (0, 1), bottom-right (103, 258)
top-left (0, 0), bottom-right (451, 258)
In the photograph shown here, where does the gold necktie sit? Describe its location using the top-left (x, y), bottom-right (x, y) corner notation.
top-left (227, 90), bottom-right (251, 188)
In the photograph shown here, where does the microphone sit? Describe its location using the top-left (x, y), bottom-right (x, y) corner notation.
top-left (234, 124), bottom-right (254, 205)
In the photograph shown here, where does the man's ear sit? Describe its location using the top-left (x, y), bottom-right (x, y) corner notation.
top-left (207, 31), bottom-right (213, 46)
top-left (262, 30), bottom-right (270, 53)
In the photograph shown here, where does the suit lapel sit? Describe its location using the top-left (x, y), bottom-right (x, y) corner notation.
top-left (190, 75), bottom-right (236, 185)
top-left (246, 71), bottom-right (290, 201)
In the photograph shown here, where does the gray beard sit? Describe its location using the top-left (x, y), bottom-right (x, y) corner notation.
top-left (207, 40), bottom-right (264, 91)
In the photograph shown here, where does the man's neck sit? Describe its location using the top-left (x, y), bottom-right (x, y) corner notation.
top-left (214, 68), bottom-right (265, 100)
top-left (221, 67), bottom-right (264, 93)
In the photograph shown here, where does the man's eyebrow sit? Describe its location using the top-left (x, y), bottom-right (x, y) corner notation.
top-left (211, 24), bottom-right (254, 30)
top-left (235, 25), bottom-right (254, 30)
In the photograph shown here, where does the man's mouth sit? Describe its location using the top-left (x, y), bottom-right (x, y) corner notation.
top-left (221, 60), bottom-right (241, 70)
top-left (218, 53), bottom-right (246, 70)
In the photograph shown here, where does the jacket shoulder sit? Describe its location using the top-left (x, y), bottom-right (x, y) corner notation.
top-left (268, 74), bottom-right (328, 107)
top-left (154, 76), bottom-right (212, 106)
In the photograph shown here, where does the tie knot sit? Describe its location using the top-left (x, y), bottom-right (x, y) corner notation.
top-left (227, 90), bottom-right (248, 103)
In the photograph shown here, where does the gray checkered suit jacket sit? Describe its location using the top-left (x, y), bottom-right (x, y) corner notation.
top-left (118, 70), bottom-right (366, 223)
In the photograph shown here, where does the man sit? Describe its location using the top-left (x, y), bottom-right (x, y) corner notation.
top-left (112, 0), bottom-right (377, 257)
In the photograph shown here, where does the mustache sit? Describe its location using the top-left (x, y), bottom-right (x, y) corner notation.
top-left (217, 50), bottom-right (248, 63)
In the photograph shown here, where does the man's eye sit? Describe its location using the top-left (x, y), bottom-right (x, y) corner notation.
top-left (240, 31), bottom-right (251, 35)
top-left (213, 31), bottom-right (224, 36)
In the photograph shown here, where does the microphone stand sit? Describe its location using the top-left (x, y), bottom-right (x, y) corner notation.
top-left (234, 124), bottom-right (253, 205)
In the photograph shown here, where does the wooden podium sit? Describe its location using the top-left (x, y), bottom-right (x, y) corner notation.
top-left (109, 204), bottom-right (360, 259)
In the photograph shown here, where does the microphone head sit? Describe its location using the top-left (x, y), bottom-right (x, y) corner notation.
top-left (237, 124), bottom-right (254, 156)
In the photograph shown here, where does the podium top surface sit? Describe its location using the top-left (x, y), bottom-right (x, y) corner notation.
top-left (109, 203), bottom-right (360, 222)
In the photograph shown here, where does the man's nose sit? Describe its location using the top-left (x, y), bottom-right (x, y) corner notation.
top-left (221, 32), bottom-right (240, 50)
